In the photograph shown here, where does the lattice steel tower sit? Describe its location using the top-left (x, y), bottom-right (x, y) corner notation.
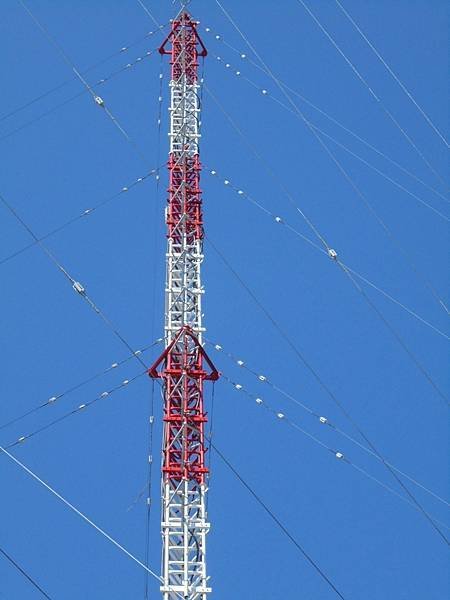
top-left (149, 11), bottom-right (218, 600)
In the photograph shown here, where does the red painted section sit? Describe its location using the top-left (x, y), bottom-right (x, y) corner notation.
top-left (159, 12), bottom-right (207, 70)
top-left (167, 154), bottom-right (204, 243)
top-left (161, 12), bottom-right (206, 243)
top-left (149, 327), bottom-right (219, 484)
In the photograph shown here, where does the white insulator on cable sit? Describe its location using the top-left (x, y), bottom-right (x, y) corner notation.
top-left (83, 208), bottom-right (92, 215)
top-left (237, 360), bottom-right (244, 366)
top-left (120, 47), bottom-right (127, 52)
top-left (94, 96), bottom-right (104, 106)
top-left (211, 170), bottom-right (217, 175)
top-left (137, 177), bottom-right (143, 182)
top-left (319, 416), bottom-right (328, 424)
top-left (111, 362), bottom-right (118, 369)
top-left (159, 73), bottom-right (163, 79)
top-left (158, 96), bottom-right (163, 102)
top-left (335, 452), bottom-right (344, 459)
top-left (225, 63), bottom-right (230, 68)
top-left (48, 396), bottom-right (57, 403)
top-left (205, 27), bottom-right (211, 32)
top-left (261, 89), bottom-right (268, 95)
top-left (123, 379), bottom-right (129, 385)
top-left (216, 56), bottom-right (221, 61)
top-left (258, 375), bottom-right (267, 382)
top-left (126, 63), bottom-right (132, 68)
top-left (157, 337), bottom-right (164, 343)
top-left (18, 436), bottom-right (26, 443)
top-left (255, 398), bottom-right (263, 404)
top-left (224, 180), bottom-right (230, 185)
top-left (122, 186), bottom-right (128, 192)
top-left (215, 344), bottom-right (222, 350)
top-left (241, 53), bottom-right (246, 59)
top-left (146, 51), bottom-right (151, 56)
top-left (78, 404), bottom-right (86, 410)
top-left (235, 384), bottom-right (242, 390)
top-left (101, 391), bottom-right (109, 398)
top-left (236, 71), bottom-right (241, 76)
top-left (275, 216), bottom-right (283, 223)
top-left (328, 248), bottom-right (338, 260)
top-left (136, 57), bottom-right (142, 62)
top-left (215, 34), bottom-right (221, 40)
top-left (237, 190), bottom-right (244, 195)
top-left (149, 416), bottom-right (155, 424)
top-left (134, 350), bottom-right (142, 355)
top-left (277, 412), bottom-right (285, 419)
top-left (73, 281), bottom-right (86, 295)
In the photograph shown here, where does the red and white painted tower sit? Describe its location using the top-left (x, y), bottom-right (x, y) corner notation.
top-left (149, 11), bottom-right (218, 600)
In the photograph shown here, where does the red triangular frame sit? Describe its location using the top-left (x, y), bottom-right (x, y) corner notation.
top-left (158, 12), bottom-right (207, 57)
top-left (148, 326), bottom-right (219, 381)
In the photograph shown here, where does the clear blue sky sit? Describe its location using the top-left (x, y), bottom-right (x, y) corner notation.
top-left (1, 1), bottom-right (448, 599)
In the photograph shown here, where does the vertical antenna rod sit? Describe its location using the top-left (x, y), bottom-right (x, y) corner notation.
top-left (149, 11), bottom-right (218, 600)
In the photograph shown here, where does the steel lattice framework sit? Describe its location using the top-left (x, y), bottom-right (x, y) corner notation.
top-left (149, 12), bottom-right (218, 600)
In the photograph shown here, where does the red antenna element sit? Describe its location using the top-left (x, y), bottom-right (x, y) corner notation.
top-left (149, 327), bottom-right (218, 483)
top-left (149, 11), bottom-right (217, 600)
top-left (159, 13), bottom-right (207, 244)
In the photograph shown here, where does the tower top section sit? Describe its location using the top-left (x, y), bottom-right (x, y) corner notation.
top-left (159, 12), bottom-right (207, 84)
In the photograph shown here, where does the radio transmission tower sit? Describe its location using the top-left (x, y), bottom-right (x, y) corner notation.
top-left (149, 10), bottom-right (219, 600)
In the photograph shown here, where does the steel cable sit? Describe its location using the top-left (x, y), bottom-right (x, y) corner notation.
top-left (208, 342), bottom-right (449, 509)
top-left (205, 166), bottom-right (449, 342)
top-left (0, 341), bottom-right (161, 433)
top-left (203, 24), bottom-right (449, 205)
top-left (334, 0), bottom-right (449, 149)
top-left (205, 235), bottom-right (450, 546)
top-left (0, 445), bottom-right (185, 599)
top-left (0, 190), bottom-right (148, 372)
top-left (217, 374), bottom-right (450, 534)
top-left (0, 546), bottom-right (53, 599)
top-left (296, 0), bottom-right (448, 189)
top-left (209, 440), bottom-right (348, 599)
top-left (0, 25), bottom-right (165, 125)
top-left (18, 0), bottom-right (150, 166)
top-left (209, 54), bottom-right (449, 221)
top-left (213, 1), bottom-right (449, 317)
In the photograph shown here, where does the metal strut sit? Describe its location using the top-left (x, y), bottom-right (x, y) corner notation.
top-left (149, 12), bottom-right (217, 600)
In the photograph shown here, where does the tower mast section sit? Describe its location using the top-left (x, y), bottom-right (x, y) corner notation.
top-left (149, 11), bottom-right (218, 600)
